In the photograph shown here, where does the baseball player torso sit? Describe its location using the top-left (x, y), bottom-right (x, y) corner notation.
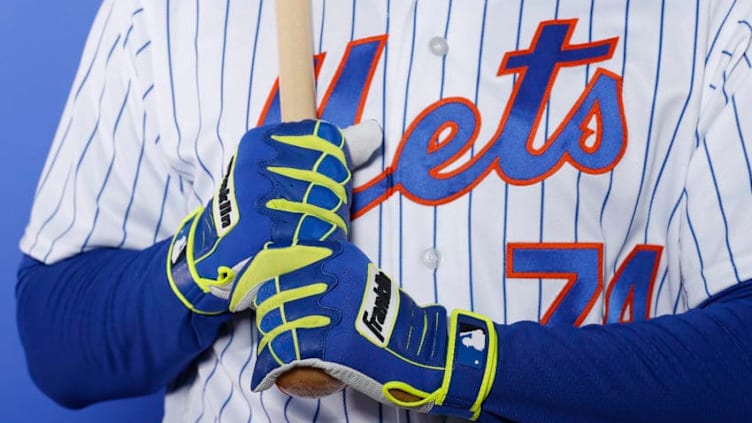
top-left (22, 0), bottom-right (752, 422)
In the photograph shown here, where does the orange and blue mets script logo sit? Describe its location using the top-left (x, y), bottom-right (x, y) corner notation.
top-left (261, 20), bottom-right (664, 326)
top-left (260, 19), bottom-right (627, 218)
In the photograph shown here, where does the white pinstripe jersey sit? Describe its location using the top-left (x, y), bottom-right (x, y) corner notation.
top-left (21, 0), bottom-right (752, 421)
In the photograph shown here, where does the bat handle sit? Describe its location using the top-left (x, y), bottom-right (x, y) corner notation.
top-left (276, 0), bottom-right (316, 122)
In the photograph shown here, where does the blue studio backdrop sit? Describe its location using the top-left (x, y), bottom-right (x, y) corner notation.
top-left (0, 1), bottom-right (163, 421)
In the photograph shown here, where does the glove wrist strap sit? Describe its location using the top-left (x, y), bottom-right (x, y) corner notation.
top-left (166, 208), bottom-right (227, 315)
top-left (433, 309), bottom-right (498, 420)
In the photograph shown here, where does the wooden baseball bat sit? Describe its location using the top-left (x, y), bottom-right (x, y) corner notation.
top-left (273, 0), bottom-right (419, 405)
top-left (273, 0), bottom-right (346, 398)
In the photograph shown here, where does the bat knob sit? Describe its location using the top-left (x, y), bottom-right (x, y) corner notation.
top-left (275, 367), bottom-right (346, 398)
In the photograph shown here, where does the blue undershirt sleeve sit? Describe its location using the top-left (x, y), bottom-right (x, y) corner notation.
top-left (19, 240), bottom-right (752, 420)
top-left (479, 281), bottom-right (752, 423)
top-left (15, 240), bottom-right (231, 409)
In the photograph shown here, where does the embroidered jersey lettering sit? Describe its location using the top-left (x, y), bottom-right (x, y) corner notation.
top-left (21, 1), bottom-right (752, 422)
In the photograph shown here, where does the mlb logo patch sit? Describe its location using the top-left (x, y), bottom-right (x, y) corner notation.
top-left (456, 323), bottom-right (487, 369)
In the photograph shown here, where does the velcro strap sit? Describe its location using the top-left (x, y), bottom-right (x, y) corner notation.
top-left (166, 208), bottom-right (227, 315)
top-left (434, 310), bottom-right (498, 420)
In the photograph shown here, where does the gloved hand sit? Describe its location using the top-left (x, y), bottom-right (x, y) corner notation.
top-left (250, 240), bottom-right (498, 421)
top-left (166, 120), bottom-right (381, 314)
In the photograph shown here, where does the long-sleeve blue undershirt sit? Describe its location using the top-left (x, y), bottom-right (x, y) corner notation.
top-left (15, 240), bottom-right (230, 409)
top-left (482, 281), bottom-right (752, 422)
top-left (15, 243), bottom-right (752, 421)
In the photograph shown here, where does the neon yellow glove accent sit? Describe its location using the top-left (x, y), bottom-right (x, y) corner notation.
top-left (228, 245), bottom-right (333, 312)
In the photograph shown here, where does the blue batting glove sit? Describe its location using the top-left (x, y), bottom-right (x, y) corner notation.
top-left (250, 240), bottom-right (498, 421)
top-left (166, 120), bottom-right (379, 314)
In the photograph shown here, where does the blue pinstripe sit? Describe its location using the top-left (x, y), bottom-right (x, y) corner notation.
top-left (573, 0), bottom-right (596, 245)
top-left (350, 0), bottom-right (356, 40)
top-left (83, 80), bottom-right (132, 249)
top-left (672, 277), bottom-right (688, 314)
top-left (702, 136), bottom-right (742, 284)
top-left (136, 40), bottom-right (151, 55)
top-left (123, 25), bottom-right (135, 47)
top-left (35, 118), bottom-right (72, 197)
top-left (721, 59), bottom-right (731, 104)
top-left (108, 34), bottom-right (123, 61)
top-left (433, 0), bottom-right (453, 305)
top-left (166, 0), bottom-right (196, 172)
top-left (341, 390), bottom-right (350, 423)
top-left (122, 7), bottom-right (145, 49)
top-left (152, 174), bottom-right (171, 244)
top-left (615, 0), bottom-right (666, 273)
top-left (600, 0), bottom-right (631, 229)
top-left (375, 3), bottom-right (389, 420)
top-left (239, 321), bottom-right (255, 423)
top-left (117, 110), bottom-right (149, 248)
top-left (30, 163), bottom-right (73, 258)
top-left (501, 185), bottom-right (510, 323)
top-left (466, 0), bottom-right (489, 313)
top-left (398, 1), bottom-right (419, 289)
top-left (653, 190), bottom-right (685, 315)
top-left (655, 269), bottom-right (669, 315)
top-left (245, 0), bottom-right (264, 131)
top-left (318, 0), bottom-right (326, 53)
top-left (540, 7), bottom-right (551, 321)
top-left (82, 80), bottom-right (132, 251)
top-left (502, 0), bottom-right (527, 325)
top-left (644, 1), bottom-right (701, 243)
top-left (537, 0), bottom-right (566, 322)
top-left (195, 329), bottom-right (235, 423)
top-left (706, 0), bottom-right (738, 64)
top-left (377, 0), bottom-right (390, 274)
top-left (673, 198), bottom-right (690, 314)
top-left (214, 0), bottom-right (232, 170)
top-left (217, 323), bottom-right (237, 423)
top-left (740, 21), bottom-right (752, 63)
top-left (192, 0), bottom-right (215, 187)
top-left (143, 83), bottom-right (155, 99)
top-left (685, 187), bottom-right (712, 297)
top-left (537, 183), bottom-right (545, 322)
top-left (311, 398), bottom-right (321, 423)
top-left (259, 389), bottom-right (271, 423)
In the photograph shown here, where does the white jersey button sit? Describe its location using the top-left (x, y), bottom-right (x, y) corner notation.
top-left (421, 248), bottom-right (442, 270)
top-left (429, 36), bottom-right (449, 56)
